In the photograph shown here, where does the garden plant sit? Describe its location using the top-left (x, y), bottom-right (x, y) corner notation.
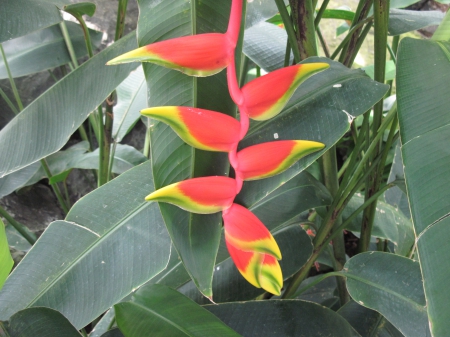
top-left (0, 0), bottom-right (449, 336)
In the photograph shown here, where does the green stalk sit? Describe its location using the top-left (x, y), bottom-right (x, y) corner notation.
top-left (97, 105), bottom-right (106, 187)
top-left (284, 40), bottom-right (292, 67)
top-left (275, 0), bottom-right (300, 63)
top-left (317, 26), bottom-right (331, 58)
top-left (59, 21), bottom-right (79, 67)
top-left (314, 0), bottom-right (331, 27)
top-left (321, 148), bottom-right (349, 304)
top-left (340, 0), bottom-right (374, 66)
top-left (115, 0), bottom-right (129, 41)
top-left (104, 95), bottom-right (115, 182)
top-left (289, 0), bottom-right (318, 59)
top-left (330, 17), bottom-right (373, 60)
top-left (41, 159), bottom-right (70, 214)
top-left (0, 44), bottom-right (23, 111)
top-left (359, 0), bottom-right (390, 252)
top-left (386, 35), bottom-right (399, 97)
top-left (74, 15), bottom-right (94, 58)
top-left (143, 121), bottom-right (151, 159)
top-left (345, 22), bottom-right (373, 66)
top-left (0, 87), bottom-right (19, 115)
top-left (0, 205), bottom-right (36, 245)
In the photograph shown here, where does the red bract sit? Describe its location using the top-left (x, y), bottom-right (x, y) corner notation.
top-left (107, 33), bottom-right (232, 77)
top-left (236, 140), bottom-right (325, 181)
top-left (145, 177), bottom-right (237, 214)
top-left (141, 106), bottom-right (241, 152)
top-left (241, 63), bottom-right (330, 120)
top-left (223, 203), bottom-right (283, 295)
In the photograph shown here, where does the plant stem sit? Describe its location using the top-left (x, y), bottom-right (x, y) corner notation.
top-left (0, 87), bottom-right (19, 115)
top-left (284, 40), bottom-right (292, 67)
top-left (275, 0), bottom-right (300, 63)
top-left (321, 148), bottom-right (349, 305)
top-left (289, 0), bottom-right (318, 60)
top-left (0, 44), bottom-right (23, 111)
top-left (314, 0), bottom-right (331, 27)
top-left (0, 205), bottom-right (36, 244)
top-left (359, 0), bottom-right (390, 252)
top-left (115, 0), bottom-right (129, 41)
top-left (330, 17), bottom-right (373, 60)
top-left (59, 21), bottom-right (79, 67)
top-left (143, 121), bottom-right (151, 158)
top-left (97, 105), bottom-right (106, 187)
top-left (317, 26), bottom-right (331, 58)
top-left (104, 94), bottom-right (115, 182)
top-left (340, 0), bottom-right (374, 66)
top-left (345, 21), bottom-right (373, 66)
top-left (40, 159), bottom-right (70, 214)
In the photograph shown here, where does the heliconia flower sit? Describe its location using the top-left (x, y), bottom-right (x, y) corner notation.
top-left (107, 33), bottom-right (232, 77)
top-left (145, 176), bottom-right (237, 214)
top-left (223, 203), bottom-right (283, 295)
top-left (141, 106), bottom-right (240, 152)
top-left (241, 63), bottom-right (330, 120)
top-left (236, 140), bottom-right (325, 181)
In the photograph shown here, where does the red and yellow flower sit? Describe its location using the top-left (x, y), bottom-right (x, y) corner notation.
top-left (223, 203), bottom-right (283, 295)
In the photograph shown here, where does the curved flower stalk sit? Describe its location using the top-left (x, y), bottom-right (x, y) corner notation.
top-left (108, 0), bottom-right (330, 296)
top-left (223, 203), bottom-right (283, 295)
top-left (140, 106), bottom-right (240, 152)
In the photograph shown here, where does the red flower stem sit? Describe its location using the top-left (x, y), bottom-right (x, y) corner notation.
top-left (227, 0), bottom-right (243, 45)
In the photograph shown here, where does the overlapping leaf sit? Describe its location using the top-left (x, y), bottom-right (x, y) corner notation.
top-left (0, 21), bottom-right (102, 79)
top-left (0, 162), bottom-right (171, 329)
top-left (0, 32), bottom-right (139, 178)
top-left (397, 37), bottom-right (450, 336)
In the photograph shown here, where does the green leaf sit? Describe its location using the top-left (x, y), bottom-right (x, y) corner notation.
top-left (295, 274), bottom-right (338, 305)
top-left (49, 169), bottom-right (72, 185)
top-left (432, 8), bottom-right (450, 40)
top-left (321, 9), bottom-right (355, 21)
top-left (338, 300), bottom-right (404, 337)
top-left (205, 300), bottom-right (361, 337)
top-left (0, 21), bottom-right (102, 79)
top-left (397, 37), bottom-right (450, 336)
top-left (344, 252), bottom-right (430, 336)
top-left (0, 0), bottom-right (69, 43)
top-left (0, 219), bottom-right (13, 290)
top-left (244, 22), bottom-right (292, 72)
top-left (0, 32), bottom-right (139, 178)
top-left (89, 308), bottom-right (115, 337)
top-left (113, 66), bottom-right (147, 142)
top-left (342, 194), bottom-right (414, 256)
top-left (137, 0), bottom-right (236, 299)
top-left (62, 2), bottom-right (96, 17)
top-left (2, 307), bottom-right (81, 337)
top-left (388, 9), bottom-right (445, 36)
top-left (0, 163), bottom-right (40, 199)
top-left (115, 284), bottom-right (242, 337)
top-left (5, 225), bottom-right (32, 251)
top-left (361, 60), bottom-right (396, 81)
top-left (0, 161), bottom-right (171, 329)
top-left (70, 144), bottom-right (147, 174)
top-left (180, 224), bottom-right (313, 304)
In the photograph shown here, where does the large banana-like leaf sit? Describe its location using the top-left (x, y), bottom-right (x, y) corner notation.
top-left (0, 162), bottom-right (171, 329)
top-left (397, 37), bottom-right (450, 336)
top-left (0, 219), bottom-right (13, 290)
top-left (0, 32), bottom-right (139, 178)
top-left (344, 252), bottom-right (430, 336)
top-left (0, 0), bottom-right (69, 43)
top-left (1, 308), bottom-right (81, 337)
top-left (206, 300), bottom-right (361, 336)
top-left (0, 21), bottom-right (102, 79)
